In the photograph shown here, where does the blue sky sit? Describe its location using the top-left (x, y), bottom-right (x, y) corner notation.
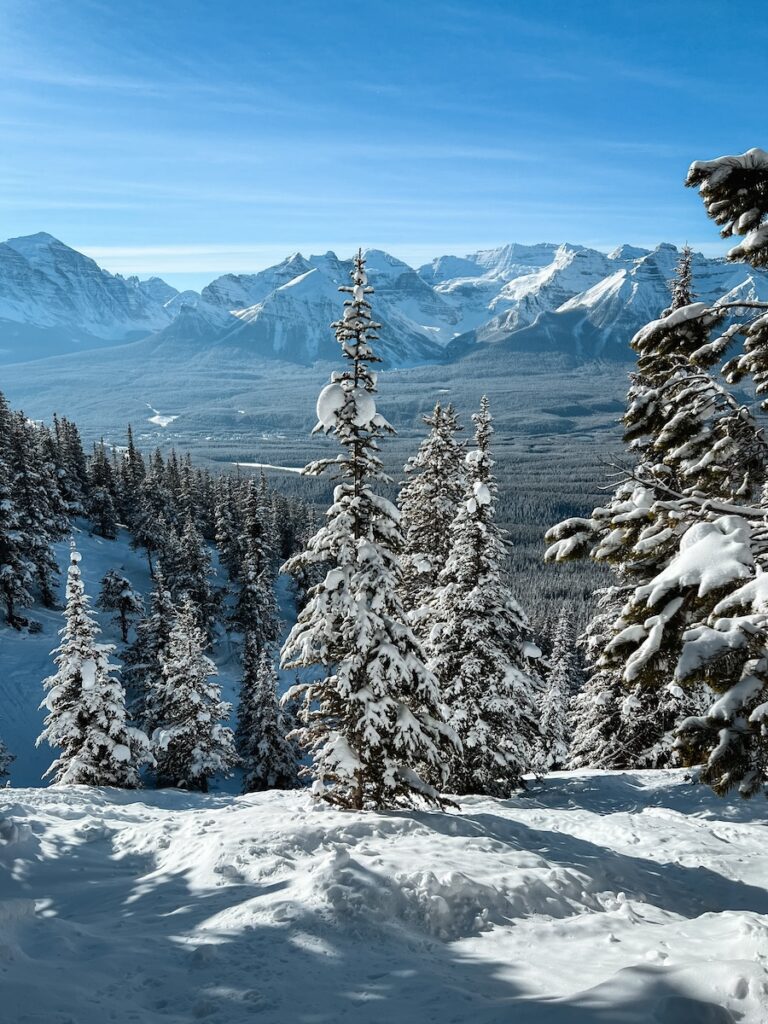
top-left (1, 0), bottom-right (766, 289)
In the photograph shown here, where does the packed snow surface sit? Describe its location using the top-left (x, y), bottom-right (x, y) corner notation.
top-left (1, 770), bottom-right (767, 1023)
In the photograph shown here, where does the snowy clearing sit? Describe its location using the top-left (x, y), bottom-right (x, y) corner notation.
top-left (1, 770), bottom-right (766, 1023)
top-left (146, 404), bottom-right (180, 428)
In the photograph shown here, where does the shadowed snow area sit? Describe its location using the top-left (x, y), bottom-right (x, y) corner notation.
top-left (1, 770), bottom-right (767, 1023)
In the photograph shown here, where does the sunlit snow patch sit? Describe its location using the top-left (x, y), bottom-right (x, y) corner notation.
top-left (234, 462), bottom-right (304, 474)
top-left (146, 403), bottom-right (179, 428)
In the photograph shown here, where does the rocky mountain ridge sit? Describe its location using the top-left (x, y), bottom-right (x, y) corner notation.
top-left (2, 232), bottom-right (768, 367)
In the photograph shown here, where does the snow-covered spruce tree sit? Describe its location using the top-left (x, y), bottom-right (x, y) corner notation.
top-left (0, 734), bottom-right (12, 780)
top-left (130, 455), bottom-right (172, 576)
top-left (281, 250), bottom-right (456, 811)
top-left (8, 410), bottom-right (66, 608)
top-left (152, 597), bottom-right (237, 791)
top-left (539, 604), bottom-right (577, 771)
top-left (599, 149), bottom-right (768, 795)
top-left (88, 440), bottom-right (118, 539)
top-left (271, 490), bottom-right (305, 563)
top-left (191, 463), bottom-right (217, 542)
top-left (97, 570), bottom-right (144, 644)
top-left (425, 397), bottom-right (542, 796)
top-left (52, 414), bottom-right (88, 516)
top-left (288, 503), bottom-right (324, 613)
top-left (37, 543), bottom-right (151, 787)
top-left (0, 453), bottom-right (33, 627)
top-left (117, 424), bottom-right (146, 525)
top-left (545, 245), bottom-right (767, 770)
top-left (230, 479), bottom-right (279, 648)
top-left (231, 548), bottom-right (279, 652)
top-left (172, 514), bottom-right (218, 633)
top-left (214, 475), bottom-right (243, 582)
top-left (567, 586), bottom-right (635, 769)
top-left (399, 402), bottom-right (465, 618)
top-left (242, 476), bottom-right (274, 574)
top-left (122, 568), bottom-right (176, 731)
top-left (237, 633), bottom-right (299, 792)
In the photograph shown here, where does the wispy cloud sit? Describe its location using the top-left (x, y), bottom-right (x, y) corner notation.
top-left (2, 65), bottom-right (167, 95)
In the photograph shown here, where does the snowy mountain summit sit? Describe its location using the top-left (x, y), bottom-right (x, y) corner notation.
top-left (0, 233), bottom-right (178, 359)
top-left (2, 232), bottom-right (768, 366)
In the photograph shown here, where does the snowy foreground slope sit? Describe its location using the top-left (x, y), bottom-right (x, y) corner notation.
top-left (1, 772), bottom-right (767, 1023)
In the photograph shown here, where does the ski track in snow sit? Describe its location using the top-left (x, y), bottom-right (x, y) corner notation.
top-left (1, 772), bottom-right (767, 1024)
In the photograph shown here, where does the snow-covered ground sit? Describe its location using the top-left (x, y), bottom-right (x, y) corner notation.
top-left (2, 515), bottom-right (767, 1022)
top-left (1, 770), bottom-right (766, 1023)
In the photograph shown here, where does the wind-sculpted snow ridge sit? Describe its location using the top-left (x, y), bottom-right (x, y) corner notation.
top-left (1, 770), bottom-right (766, 1023)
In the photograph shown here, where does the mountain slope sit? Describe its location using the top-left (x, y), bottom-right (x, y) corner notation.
top-left (0, 233), bottom-right (175, 361)
top-left (447, 243), bottom-right (768, 360)
top-left (195, 250), bottom-right (451, 365)
top-left (4, 233), bottom-right (768, 369)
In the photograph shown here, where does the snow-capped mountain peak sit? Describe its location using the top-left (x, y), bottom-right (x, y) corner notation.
top-left (608, 243), bottom-right (652, 262)
top-left (0, 232), bottom-right (175, 359)
top-left (4, 233), bottom-right (768, 368)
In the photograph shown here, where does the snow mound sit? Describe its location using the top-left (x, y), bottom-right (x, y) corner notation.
top-left (305, 843), bottom-right (527, 940)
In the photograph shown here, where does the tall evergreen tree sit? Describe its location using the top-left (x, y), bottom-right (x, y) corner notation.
top-left (152, 598), bottom-right (237, 791)
top-left (130, 467), bottom-right (170, 576)
top-left (37, 544), bottom-right (151, 787)
top-left (97, 570), bottom-right (144, 644)
top-left (231, 549), bottom-right (279, 650)
top-left (164, 449), bottom-right (182, 508)
top-left (399, 402), bottom-right (465, 617)
top-left (567, 587), bottom-right (631, 770)
top-left (426, 398), bottom-right (542, 796)
top-left (214, 475), bottom-right (242, 582)
top-left (271, 491), bottom-right (300, 563)
top-left (8, 411), bottom-right (66, 607)
top-left (119, 424), bottom-right (146, 525)
top-left (165, 514), bottom-right (218, 632)
top-left (237, 634), bottom-right (299, 792)
top-left (539, 604), bottom-right (576, 771)
top-left (567, 149), bottom-right (768, 791)
top-left (546, 245), bottom-right (766, 772)
top-left (53, 415), bottom-right (89, 515)
top-left (0, 735), bottom-right (12, 781)
top-left (0, 454), bottom-right (33, 626)
top-left (193, 465), bottom-right (217, 541)
top-left (123, 569), bottom-right (176, 731)
top-left (230, 479), bottom-right (279, 648)
top-left (281, 250), bottom-right (456, 810)
top-left (88, 440), bottom-right (118, 539)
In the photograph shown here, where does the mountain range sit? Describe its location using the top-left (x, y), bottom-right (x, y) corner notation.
top-left (3, 232), bottom-right (768, 368)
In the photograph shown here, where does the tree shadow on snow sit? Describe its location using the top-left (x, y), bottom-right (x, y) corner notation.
top-left (519, 770), bottom-right (764, 823)
top-left (412, 806), bottom-right (768, 919)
